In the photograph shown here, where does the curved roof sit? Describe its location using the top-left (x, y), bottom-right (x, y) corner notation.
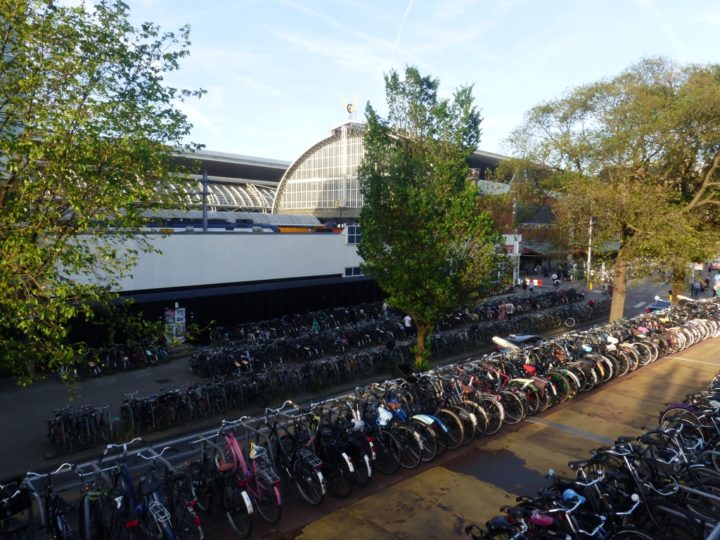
top-left (271, 121), bottom-right (511, 220)
top-left (271, 122), bottom-right (365, 219)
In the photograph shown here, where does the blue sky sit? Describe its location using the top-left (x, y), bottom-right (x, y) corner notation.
top-left (124, 0), bottom-right (720, 162)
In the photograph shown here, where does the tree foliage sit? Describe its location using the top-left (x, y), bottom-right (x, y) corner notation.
top-left (358, 67), bottom-right (507, 370)
top-left (509, 58), bottom-right (720, 319)
top-left (0, 0), bottom-right (203, 383)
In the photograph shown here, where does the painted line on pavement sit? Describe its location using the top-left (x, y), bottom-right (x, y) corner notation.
top-left (523, 416), bottom-right (615, 445)
top-left (633, 301), bottom-right (647, 308)
top-left (672, 357), bottom-right (720, 367)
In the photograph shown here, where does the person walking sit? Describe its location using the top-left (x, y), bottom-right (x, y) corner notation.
top-left (691, 280), bottom-right (701, 298)
top-left (403, 314), bottom-right (413, 337)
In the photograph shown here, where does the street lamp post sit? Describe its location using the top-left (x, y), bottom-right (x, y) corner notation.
top-left (586, 217), bottom-right (594, 290)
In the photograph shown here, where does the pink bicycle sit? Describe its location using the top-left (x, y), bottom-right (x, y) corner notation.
top-left (216, 417), bottom-right (283, 525)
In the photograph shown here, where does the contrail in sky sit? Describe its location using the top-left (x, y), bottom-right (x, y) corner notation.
top-left (392, 0), bottom-right (415, 65)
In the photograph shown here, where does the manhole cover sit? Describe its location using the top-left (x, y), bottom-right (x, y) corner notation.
top-left (155, 378), bottom-right (172, 384)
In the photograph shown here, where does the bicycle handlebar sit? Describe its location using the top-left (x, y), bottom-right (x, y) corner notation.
top-left (25, 462), bottom-right (76, 480)
top-left (614, 494), bottom-right (641, 517)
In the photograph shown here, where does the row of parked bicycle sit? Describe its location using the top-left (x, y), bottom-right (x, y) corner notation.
top-left (58, 340), bottom-right (170, 381)
top-left (189, 289), bottom-right (601, 380)
top-left (14, 298), bottom-right (719, 538)
top-left (207, 288), bottom-right (586, 346)
top-left (465, 373), bottom-right (720, 539)
top-left (75, 297), bottom-right (610, 445)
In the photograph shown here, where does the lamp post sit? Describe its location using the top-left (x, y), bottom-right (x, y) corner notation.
top-left (586, 217), bottom-right (594, 290)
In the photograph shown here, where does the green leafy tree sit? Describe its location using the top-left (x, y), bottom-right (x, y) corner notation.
top-left (0, 0), bottom-right (203, 383)
top-left (358, 67), bottom-right (507, 370)
top-left (509, 58), bottom-right (720, 320)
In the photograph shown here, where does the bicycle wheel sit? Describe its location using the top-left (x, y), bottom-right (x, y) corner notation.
top-left (564, 317), bottom-right (576, 328)
top-left (189, 463), bottom-right (214, 512)
top-left (348, 448), bottom-right (372, 487)
top-left (139, 493), bottom-right (165, 539)
top-left (373, 430), bottom-right (401, 475)
top-left (171, 501), bottom-right (203, 540)
top-left (435, 409), bottom-right (464, 450)
top-left (80, 494), bottom-right (110, 540)
top-left (610, 527), bottom-right (658, 539)
top-left (292, 458), bottom-right (325, 505)
top-left (461, 400), bottom-right (489, 437)
top-left (499, 391), bottom-right (526, 424)
top-left (678, 465), bottom-right (720, 522)
top-left (478, 395), bottom-right (504, 435)
top-left (452, 406), bottom-right (476, 445)
top-left (410, 421), bottom-right (438, 462)
top-left (223, 480), bottom-right (253, 539)
top-left (391, 425), bottom-right (422, 470)
top-left (326, 455), bottom-right (353, 499)
top-left (546, 372), bottom-right (571, 403)
top-left (251, 478), bottom-right (282, 525)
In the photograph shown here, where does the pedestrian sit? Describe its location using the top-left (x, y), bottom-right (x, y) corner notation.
top-left (403, 314), bottom-right (413, 337)
top-left (311, 318), bottom-right (320, 334)
top-left (692, 280), bottom-right (701, 298)
top-left (521, 279), bottom-right (528, 294)
top-left (498, 304), bottom-right (507, 322)
top-left (703, 277), bottom-right (710, 293)
top-left (505, 302), bottom-right (514, 319)
top-left (382, 301), bottom-right (389, 319)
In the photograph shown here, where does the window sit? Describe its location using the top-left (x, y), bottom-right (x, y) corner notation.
top-left (347, 224), bottom-right (361, 245)
top-left (344, 267), bottom-right (363, 277)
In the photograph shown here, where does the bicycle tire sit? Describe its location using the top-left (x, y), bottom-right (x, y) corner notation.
top-left (435, 409), bottom-right (464, 450)
top-left (373, 430), bottom-right (402, 475)
top-left (478, 395), bottom-right (504, 435)
top-left (292, 459), bottom-right (325, 505)
top-left (678, 465), bottom-right (720, 522)
top-left (252, 480), bottom-right (282, 525)
top-left (189, 464), bottom-right (213, 512)
top-left (223, 480), bottom-right (253, 539)
top-left (410, 421), bottom-right (438, 462)
top-left (171, 502), bottom-right (203, 540)
top-left (325, 451), bottom-right (353, 499)
top-left (499, 391), bottom-right (526, 424)
top-left (461, 399), bottom-right (489, 437)
top-left (81, 493), bottom-right (110, 540)
top-left (391, 425), bottom-right (423, 469)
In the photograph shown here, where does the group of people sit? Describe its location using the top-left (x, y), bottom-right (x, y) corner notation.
top-left (690, 272), bottom-right (720, 298)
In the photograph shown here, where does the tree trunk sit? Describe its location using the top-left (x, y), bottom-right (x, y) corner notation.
top-left (669, 265), bottom-right (687, 304)
top-left (609, 258), bottom-right (628, 321)
top-left (414, 322), bottom-right (431, 371)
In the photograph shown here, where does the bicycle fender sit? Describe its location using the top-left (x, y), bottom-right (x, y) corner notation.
top-left (341, 452), bottom-right (355, 473)
top-left (241, 490), bottom-right (254, 514)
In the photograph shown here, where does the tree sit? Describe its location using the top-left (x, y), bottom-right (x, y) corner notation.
top-left (358, 67), bottom-right (507, 371)
top-left (508, 58), bottom-right (720, 320)
top-left (0, 0), bottom-right (203, 383)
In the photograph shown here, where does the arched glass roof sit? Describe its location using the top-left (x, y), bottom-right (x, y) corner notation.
top-left (272, 122), bottom-right (365, 219)
top-left (165, 178), bottom-right (277, 212)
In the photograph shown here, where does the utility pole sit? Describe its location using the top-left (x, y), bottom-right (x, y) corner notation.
top-left (202, 169), bottom-right (209, 233)
top-left (586, 217), bottom-right (594, 290)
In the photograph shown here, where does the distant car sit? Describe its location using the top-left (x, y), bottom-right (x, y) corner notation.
top-left (710, 259), bottom-right (720, 271)
top-left (493, 334), bottom-right (545, 351)
top-left (645, 298), bottom-right (671, 312)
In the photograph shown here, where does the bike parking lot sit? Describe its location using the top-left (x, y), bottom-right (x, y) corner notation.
top-left (2, 295), bottom-right (719, 538)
